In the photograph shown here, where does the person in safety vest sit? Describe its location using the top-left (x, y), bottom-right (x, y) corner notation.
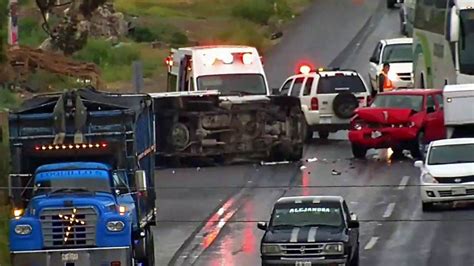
top-left (378, 62), bottom-right (394, 93)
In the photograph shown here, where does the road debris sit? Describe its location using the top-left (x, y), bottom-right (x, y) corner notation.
top-left (306, 157), bottom-right (318, 163)
top-left (300, 165), bottom-right (307, 170)
top-left (331, 169), bottom-right (341, 175)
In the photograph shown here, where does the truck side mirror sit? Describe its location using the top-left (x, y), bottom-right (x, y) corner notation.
top-left (426, 106), bottom-right (435, 113)
top-left (446, 8), bottom-right (460, 42)
top-left (257, 222), bottom-right (268, 230)
top-left (369, 56), bottom-right (377, 63)
top-left (271, 88), bottom-right (280, 95)
top-left (135, 170), bottom-right (147, 192)
top-left (348, 219), bottom-right (359, 228)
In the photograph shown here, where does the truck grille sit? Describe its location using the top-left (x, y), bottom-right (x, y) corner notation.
top-left (40, 206), bottom-right (97, 248)
top-left (435, 175), bottom-right (474, 184)
top-left (281, 243), bottom-right (325, 258)
top-left (397, 72), bottom-right (412, 81)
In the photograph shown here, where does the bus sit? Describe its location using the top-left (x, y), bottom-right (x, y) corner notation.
top-left (413, 0), bottom-right (474, 88)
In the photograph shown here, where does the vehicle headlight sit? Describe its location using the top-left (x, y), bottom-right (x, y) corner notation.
top-left (422, 173), bottom-right (438, 184)
top-left (261, 244), bottom-right (281, 254)
top-left (388, 71), bottom-right (398, 81)
top-left (324, 243), bottom-right (344, 254)
top-left (353, 123), bottom-right (362, 130)
top-left (106, 221), bottom-right (125, 232)
top-left (14, 224), bottom-right (32, 235)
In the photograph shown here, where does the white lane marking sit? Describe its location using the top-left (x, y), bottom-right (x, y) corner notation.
top-left (364, 236), bottom-right (379, 250)
top-left (383, 203), bottom-right (396, 218)
top-left (290, 227), bottom-right (300, 242)
top-left (397, 176), bottom-right (410, 190)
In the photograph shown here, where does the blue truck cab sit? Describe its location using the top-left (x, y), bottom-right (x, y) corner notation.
top-left (8, 88), bottom-right (156, 266)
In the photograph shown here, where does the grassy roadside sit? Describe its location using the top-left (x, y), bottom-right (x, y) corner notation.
top-left (14, 0), bottom-right (313, 92)
top-left (0, 205), bottom-right (10, 266)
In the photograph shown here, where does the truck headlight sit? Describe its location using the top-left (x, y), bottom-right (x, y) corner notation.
top-left (261, 244), bottom-right (281, 254)
top-left (106, 221), bottom-right (125, 232)
top-left (324, 243), bottom-right (344, 254)
top-left (14, 224), bottom-right (32, 235)
top-left (422, 173), bottom-right (438, 184)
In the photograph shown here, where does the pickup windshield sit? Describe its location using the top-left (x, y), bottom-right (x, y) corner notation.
top-left (428, 143), bottom-right (474, 165)
top-left (33, 170), bottom-right (112, 196)
top-left (270, 202), bottom-right (344, 228)
top-left (371, 94), bottom-right (423, 112)
top-left (459, 10), bottom-right (474, 75)
top-left (197, 74), bottom-right (267, 95)
top-left (382, 44), bottom-right (413, 63)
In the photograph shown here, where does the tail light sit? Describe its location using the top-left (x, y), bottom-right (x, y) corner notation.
top-left (111, 262), bottom-right (121, 266)
top-left (310, 97), bottom-right (319, 110)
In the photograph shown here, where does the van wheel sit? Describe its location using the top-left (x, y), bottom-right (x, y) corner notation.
top-left (352, 144), bottom-right (367, 159)
top-left (318, 131), bottom-right (329, 139)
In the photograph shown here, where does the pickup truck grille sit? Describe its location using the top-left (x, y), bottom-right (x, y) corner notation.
top-left (281, 243), bottom-right (325, 257)
top-left (40, 206), bottom-right (97, 248)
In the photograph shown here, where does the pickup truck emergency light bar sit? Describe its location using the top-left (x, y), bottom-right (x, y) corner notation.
top-left (34, 142), bottom-right (108, 151)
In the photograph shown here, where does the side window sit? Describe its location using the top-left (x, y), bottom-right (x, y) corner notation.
top-left (303, 77), bottom-right (314, 96)
top-left (279, 79), bottom-right (293, 95)
top-left (435, 94), bottom-right (444, 109)
top-left (290, 77), bottom-right (305, 97)
top-left (426, 95), bottom-right (436, 111)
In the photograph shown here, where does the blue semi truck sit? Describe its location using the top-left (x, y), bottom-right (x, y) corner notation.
top-left (7, 88), bottom-right (156, 265)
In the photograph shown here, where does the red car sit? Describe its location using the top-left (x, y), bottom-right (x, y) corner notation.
top-left (348, 89), bottom-right (445, 159)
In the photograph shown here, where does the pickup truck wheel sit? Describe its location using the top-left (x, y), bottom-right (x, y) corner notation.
top-left (410, 131), bottom-right (425, 160)
top-left (351, 247), bottom-right (360, 266)
top-left (318, 130), bottom-right (329, 139)
top-left (351, 144), bottom-right (367, 159)
top-left (422, 202), bottom-right (435, 212)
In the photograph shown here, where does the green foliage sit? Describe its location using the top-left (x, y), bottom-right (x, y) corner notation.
top-left (129, 25), bottom-right (188, 46)
top-left (216, 21), bottom-right (268, 51)
top-left (18, 17), bottom-right (47, 47)
top-left (0, 205), bottom-right (9, 266)
top-left (0, 0), bottom-right (8, 64)
top-left (74, 40), bottom-right (140, 67)
top-left (0, 89), bottom-right (18, 110)
top-left (231, 0), bottom-right (294, 25)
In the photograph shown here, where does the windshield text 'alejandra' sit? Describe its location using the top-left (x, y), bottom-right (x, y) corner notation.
top-left (288, 207), bottom-right (332, 213)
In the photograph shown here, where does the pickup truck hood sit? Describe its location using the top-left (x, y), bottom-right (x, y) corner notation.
top-left (263, 226), bottom-right (348, 243)
top-left (355, 107), bottom-right (415, 123)
top-left (389, 62), bottom-right (413, 75)
top-left (426, 163), bottom-right (474, 177)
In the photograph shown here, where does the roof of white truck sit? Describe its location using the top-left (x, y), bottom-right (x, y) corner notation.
top-left (444, 84), bottom-right (474, 92)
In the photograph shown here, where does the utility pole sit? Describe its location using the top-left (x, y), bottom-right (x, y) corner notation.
top-left (8, 0), bottom-right (18, 47)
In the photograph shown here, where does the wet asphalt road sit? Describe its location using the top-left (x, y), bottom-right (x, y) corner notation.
top-left (153, 0), bottom-right (474, 265)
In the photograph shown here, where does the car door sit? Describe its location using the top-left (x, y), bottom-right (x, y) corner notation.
top-left (424, 94), bottom-right (446, 141)
top-left (369, 42), bottom-right (383, 88)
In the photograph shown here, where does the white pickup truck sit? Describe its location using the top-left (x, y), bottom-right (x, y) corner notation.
top-left (443, 84), bottom-right (474, 138)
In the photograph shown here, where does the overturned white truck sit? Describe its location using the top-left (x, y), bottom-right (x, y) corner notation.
top-left (443, 84), bottom-right (474, 138)
top-left (151, 45), bottom-right (305, 165)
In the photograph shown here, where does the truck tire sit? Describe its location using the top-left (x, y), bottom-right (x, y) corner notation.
top-left (288, 145), bottom-right (303, 161)
top-left (351, 144), bottom-right (367, 159)
top-left (145, 227), bottom-right (155, 266)
top-left (332, 92), bottom-right (359, 119)
top-left (410, 130), bottom-right (425, 160)
top-left (351, 247), bottom-right (360, 266)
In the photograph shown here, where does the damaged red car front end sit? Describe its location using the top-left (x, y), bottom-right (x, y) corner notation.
top-left (348, 107), bottom-right (423, 148)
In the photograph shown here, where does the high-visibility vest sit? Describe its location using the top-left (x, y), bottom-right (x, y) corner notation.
top-left (381, 72), bottom-right (394, 91)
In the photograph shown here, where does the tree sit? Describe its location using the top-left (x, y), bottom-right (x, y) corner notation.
top-left (0, 0), bottom-right (7, 64)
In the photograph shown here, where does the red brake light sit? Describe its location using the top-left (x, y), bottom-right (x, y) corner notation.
top-left (310, 97), bottom-right (319, 110)
top-left (300, 65), bottom-right (311, 74)
top-left (111, 262), bottom-right (121, 266)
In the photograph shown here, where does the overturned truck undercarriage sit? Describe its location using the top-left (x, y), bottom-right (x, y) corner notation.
top-left (151, 91), bottom-right (306, 165)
